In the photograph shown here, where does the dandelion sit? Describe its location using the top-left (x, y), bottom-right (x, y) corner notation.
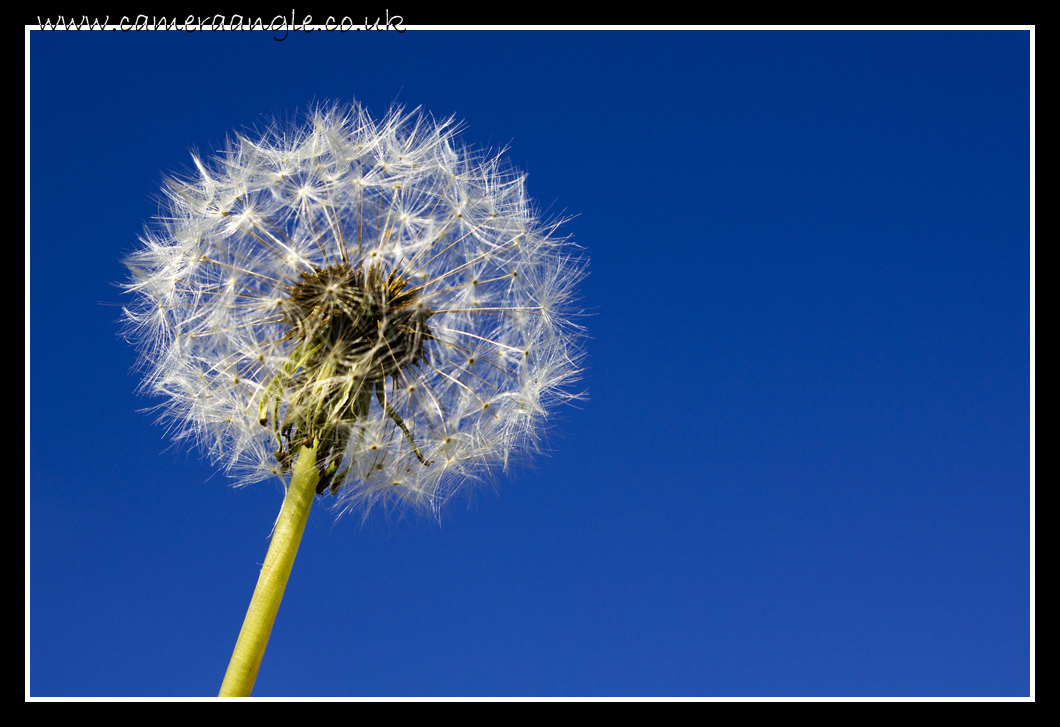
top-left (121, 102), bottom-right (584, 696)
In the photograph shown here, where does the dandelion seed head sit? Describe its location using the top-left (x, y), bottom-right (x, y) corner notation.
top-left (123, 101), bottom-right (585, 519)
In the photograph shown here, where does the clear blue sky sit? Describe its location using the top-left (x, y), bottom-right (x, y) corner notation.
top-left (29, 29), bottom-right (1031, 697)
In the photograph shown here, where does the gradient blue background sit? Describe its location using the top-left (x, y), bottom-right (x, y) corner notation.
top-left (29, 29), bottom-right (1031, 697)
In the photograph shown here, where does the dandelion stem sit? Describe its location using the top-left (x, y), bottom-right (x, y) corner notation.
top-left (219, 443), bottom-right (320, 697)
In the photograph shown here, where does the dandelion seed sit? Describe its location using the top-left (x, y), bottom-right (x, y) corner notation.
top-left (121, 101), bottom-right (585, 696)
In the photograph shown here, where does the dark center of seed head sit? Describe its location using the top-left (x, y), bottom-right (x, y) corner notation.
top-left (282, 263), bottom-right (433, 382)
top-left (270, 262), bottom-right (435, 491)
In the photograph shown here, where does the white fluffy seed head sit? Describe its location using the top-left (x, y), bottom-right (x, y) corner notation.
top-left (122, 102), bottom-right (585, 520)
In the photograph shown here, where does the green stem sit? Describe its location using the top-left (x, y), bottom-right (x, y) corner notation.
top-left (219, 443), bottom-right (319, 697)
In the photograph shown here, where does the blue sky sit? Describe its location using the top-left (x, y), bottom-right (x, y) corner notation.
top-left (28, 29), bottom-right (1031, 698)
